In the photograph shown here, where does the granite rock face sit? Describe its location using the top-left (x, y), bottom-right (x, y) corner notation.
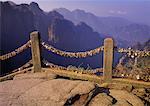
top-left (0, 73), bottom-right (146, 106)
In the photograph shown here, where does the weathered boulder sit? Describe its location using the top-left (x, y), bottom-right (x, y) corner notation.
top-left (89, 93), bottom-right (113, 106)
top-left (0, 72), bottom-right (146, 106)
top-left (0, 79), bottom-right (45, 106)
top-left (110, 90), bottom-right (144, 106)
top-left (10, 79), bottom-right (95, 106)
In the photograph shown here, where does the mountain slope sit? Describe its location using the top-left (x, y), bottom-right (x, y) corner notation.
top-left (0, 1), bottom-right (104, 75)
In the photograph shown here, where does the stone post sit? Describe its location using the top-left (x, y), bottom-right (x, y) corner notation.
top-left (30, 31), bottom-right (41, 72)
top-left (103, 38), bottom-right (114, 83)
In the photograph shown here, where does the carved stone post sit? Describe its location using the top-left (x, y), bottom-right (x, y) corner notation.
top-left (103, 38), bottom-right (114, 83)
top-left (30, 31), bottom-right (41, 72)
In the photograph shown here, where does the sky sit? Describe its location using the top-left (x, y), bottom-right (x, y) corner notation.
top-left (1, 0), bottom-right (150, 25)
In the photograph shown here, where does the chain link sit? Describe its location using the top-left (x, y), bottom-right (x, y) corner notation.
top-left (41, 41), bottom-right (104, 58)
top-left (0, 40), bottom-right (31, 60)
top-left (117, 47), bottom-right (150, 58)
top-left (42, 41), bottom-right (150, 58)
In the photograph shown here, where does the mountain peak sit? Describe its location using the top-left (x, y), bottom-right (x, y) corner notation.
top-left (73, 9), bottom-right (85, 13)
top-left (4, 1), bottom-right (16, 6)
top-left (48, 10), bottom-right (64, 19)
top-left (30, 2), bottom-right (39, 8)
top-left (55, 8), bottom-right (70, 12)
top-left (29, 2), bottom-right (43, 14)
top-left (53, 8), bottom-right (71, 16)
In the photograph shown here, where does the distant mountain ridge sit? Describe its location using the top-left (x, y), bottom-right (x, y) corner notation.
top-left (132, 39), bottom-right (150, 51)
top-left (55, 8), bottom-right (150, 44)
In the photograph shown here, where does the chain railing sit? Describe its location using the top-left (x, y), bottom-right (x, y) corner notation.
top-left (1, 31), bottom-right (150, 84)
top-left (0, 40), bottom-right (31, 60)
top-left (42, 41), bottom-right (150, 59)
top-left (117, 47), bottom-right (150, 58)
top-left (41, 41), bottom-right (104, 58)
top-left (41, 39), bottom-right (150, 82)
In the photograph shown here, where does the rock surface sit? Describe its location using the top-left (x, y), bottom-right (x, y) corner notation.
top-left (0, 79), bottom-right (45, 106)
top-left (89, 93), bottom-right (113, 106)
top-left (0, 73), bottom-right (146, 106)
top-left (110, 90), bottom-right (144, 106)
top-left (13, 72), bottom-right (57, 80)
top-left (100, 83), bottom-right (133, 92)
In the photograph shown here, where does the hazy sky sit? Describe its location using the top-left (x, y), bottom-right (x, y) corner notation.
top-left (1, 0), bottom-right (150, 25)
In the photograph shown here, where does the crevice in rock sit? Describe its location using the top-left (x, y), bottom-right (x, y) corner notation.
top-left (64, 83), bottom-right (95, 106)
top-left (56, 75), bottom-right (87, 81)
top-left (84, 85), bottom-right (110, 106)
top-left (56, 75), bottom-right (71, 80)
top-left (73, 94), bottom-right (89, 106)
top-left (64, 94), bottom-right (80, 106)
top-left (127, 100), bottom-right (133, 106)
top-left (131, 88), bottom-right (150, 106)
top-left (139, 97), bottom-right (150, 106)
top-left (107, 94), bottom-right (117, 104)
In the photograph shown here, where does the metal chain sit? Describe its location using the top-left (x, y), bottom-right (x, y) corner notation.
top-left (117, 47), bottom-right (150, 58)
top-left (42, 41), bottom-right (150, 58)
top-left (0, 40), bottom-right (31, 60)
top-left (41, 41), bottom-right (104, 58)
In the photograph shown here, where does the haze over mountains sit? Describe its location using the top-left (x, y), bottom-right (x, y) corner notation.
top-left (55, 8), bottom-right (150, 45)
